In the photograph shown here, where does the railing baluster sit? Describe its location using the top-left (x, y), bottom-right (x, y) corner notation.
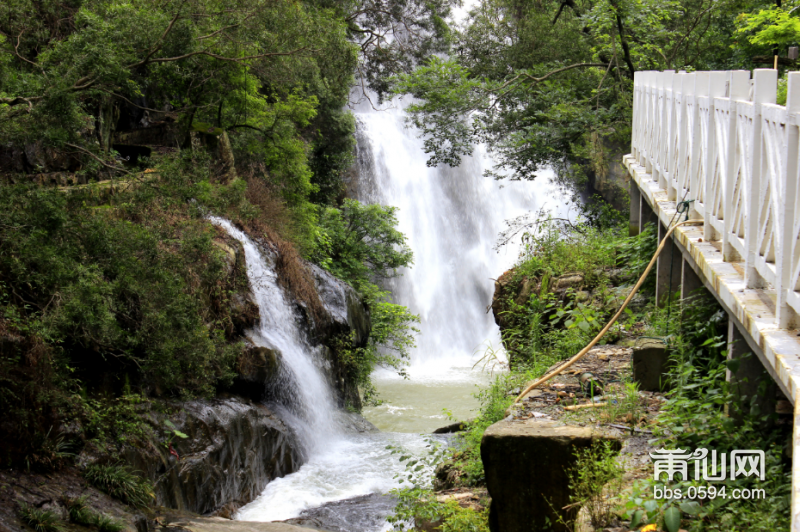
top-left (723, 71), bottom-right (751, 262)
top-left (704, 72), bottom-right (727, 242)
top-left (745, 69), bottom-right (777, 289)
top-left (689, 72), bottom-right (709, 220)
top-left (778, 73), bottom-right (800, 327)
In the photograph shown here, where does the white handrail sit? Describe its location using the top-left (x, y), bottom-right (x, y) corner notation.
top-left (631, 69), bottom-right (800, 328)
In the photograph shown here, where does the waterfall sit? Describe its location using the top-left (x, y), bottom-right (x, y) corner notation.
top-left (353, 105), bottom-right (566, 374)
top-left (208, 217), bottom-right (339, 452)
top-left (231, 101), bottom-right (569, 529)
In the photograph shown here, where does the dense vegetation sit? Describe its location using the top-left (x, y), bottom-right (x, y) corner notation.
top-left (3, 0), bottom-right (800, 529)
top-left (392, 0), bottom-right (796, 188)
top-left (0, 0), bottom-right (452, 467)
top-left (390, 215), bottom-right (791, 531)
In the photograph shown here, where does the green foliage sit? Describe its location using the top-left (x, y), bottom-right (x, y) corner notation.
top-left (313, 199), bottom-right (414, 287)
top-left (65, 496), bottom-right (95, 527)
top-left (388, 488), bottom-right (489, 532)
top-left (78, 394), bottom-right (152, 449)
top-left (18, 503), bottom-right (64, 532)
top-left (386, 437), bottom-right (489, 532)
top-left (497, 213), bottom-right (643, 366)
top-left (0, 184), bottom-right (242, 397)
top-left (65, 496), bottom-right (125, 532)
top-left (93, 513), bottom-right (126, 532)
top-left (313, 198), bottom-right (419, 400)
top-left (737, 7), bottom-right (800, 48)
top-left (335, 298), bottom-right (421, 402)
top-left (84, 463), bottom-right (154, 509)
top-left (620, 296), bottom-right (792, 532)
top-left (513, 215), bottom-right (622, 284)
top-left (393, 0), bottom-right (755, 185)
top-left (347, 0), bottom-right (456, 100)
top-left (441, 372), bottom-right (518, 487)
top-left (568, 441), bottom-right (624, 529)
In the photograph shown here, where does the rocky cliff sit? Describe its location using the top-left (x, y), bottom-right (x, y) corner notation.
top-left (125, 397), bottom-right (301, 516)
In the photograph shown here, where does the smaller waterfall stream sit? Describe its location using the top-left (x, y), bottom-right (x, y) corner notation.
top-left (209, 216), bottom-right (339, 451)
top-left (210, 216), bottom-right (440, 529)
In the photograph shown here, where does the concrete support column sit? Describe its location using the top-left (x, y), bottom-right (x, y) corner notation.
top-left (630, 181), bottom-right (642, 237)
top-left (680, 258), bottom-right (705, 300)
top-left (640, 199), bottom-right (659, 233)
top-left (656, 223), bottom-right (682, 307)
top-left (726, 319), bottom-right (776, 426)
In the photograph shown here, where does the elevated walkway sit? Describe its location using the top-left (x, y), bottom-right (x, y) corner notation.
top-left (628, 68), bottom-right (800, 530)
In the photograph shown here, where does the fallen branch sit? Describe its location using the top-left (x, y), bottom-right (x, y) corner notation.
top-left (563, 402), bottom-right (607, 411)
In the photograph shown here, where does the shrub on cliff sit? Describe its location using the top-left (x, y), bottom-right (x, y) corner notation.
top-left (312, 198), bottom-right (419, 399)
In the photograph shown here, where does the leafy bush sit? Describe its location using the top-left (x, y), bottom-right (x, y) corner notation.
top-left (568, 441), bottom-right (623, 528)
top-left (65, 496), bottom-right (94, 526)
top-left (84, 463), bottom-right (154, 509)
top-left (0, 183), bottom-right (243, 397)
top-left (388, 489), bottom-right (489, 532)
top-left (65, 495), bottom-right (125, 532)
top-left (18, 503), bottom-right (64, 532)
top-left (620, 296), bottom-right (792, 532)
top-left (312, 198), bottom-right (419, 401)
top-left (93, 513), bottom-right (126, 532)
top-left (312, 199), bottom-right (413, 288)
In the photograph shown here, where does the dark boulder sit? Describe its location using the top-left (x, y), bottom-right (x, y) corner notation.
top-left (125, 397), bottom-right (302, 515)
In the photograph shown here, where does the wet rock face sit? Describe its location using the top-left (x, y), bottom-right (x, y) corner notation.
top-left (232, 344), bottom-right (282, 402)
top-left (481, 419), bottom-right (619, 532)
top-left (283, 493), bottom-right (397, 532)
top-left (126, 397), bottom-right (302, 515)
top-left (310, 264), bottom-right (370, 347)
top-left (308, 264), bottom-right (370, 409)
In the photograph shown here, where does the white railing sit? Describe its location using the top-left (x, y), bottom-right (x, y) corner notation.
top-left (631, 69), bottom-right (800, 328)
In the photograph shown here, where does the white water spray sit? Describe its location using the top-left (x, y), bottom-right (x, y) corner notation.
top-left (354, 104), bottom-right (567, 377)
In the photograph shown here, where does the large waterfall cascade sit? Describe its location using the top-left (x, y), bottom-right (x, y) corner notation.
top-left (227, 100), bottom-right (568, 529)
top-left (355, 103), bottom-right (567, 432)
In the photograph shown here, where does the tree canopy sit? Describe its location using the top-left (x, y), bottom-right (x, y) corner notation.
top-left (393, 0), bottom-right (778, 182)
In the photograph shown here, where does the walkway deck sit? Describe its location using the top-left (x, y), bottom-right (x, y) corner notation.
top-left (628, 68), bottom-right (800, 529)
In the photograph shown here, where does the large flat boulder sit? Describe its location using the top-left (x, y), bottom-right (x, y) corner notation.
top-left (481, 419), bottom-right (619, 532)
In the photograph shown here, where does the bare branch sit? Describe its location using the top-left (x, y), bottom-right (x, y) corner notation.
top-left (140, 45), bottom-right (315, 65)
top-left (129, 0), bottom-right (190, 69)
top-left (65, 143), bottom-right (131, 175)
top-left (13, 30), bottom-right (42, 70)
top-left (0, 96), bottom-right (39, 110)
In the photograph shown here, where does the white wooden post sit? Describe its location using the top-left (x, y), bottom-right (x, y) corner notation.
top-left (689, 72), bottom-right (709, 220)
top-left (668, 72), bottom-right (685, 201)
top-left (645, 71), bottom-right (658, 174)
top-left (723, 71), bottom-right (750, 262)
top-left (777, 73), bottom-right (800, 327)
top-left (745, 69), bottom-right (777, 289)
top-left (677, 72), bottom-right (695, 201)
top-left (632, 71), bottom-right (641, 158)
top-left (705, 72), bottom-right (727, 241)
top-left (658, 71), bottom-right (675, 191)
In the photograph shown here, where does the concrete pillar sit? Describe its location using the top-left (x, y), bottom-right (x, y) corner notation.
top-left (680, 258), bottom-right (704, 300)
top-left (726, 319), bottom-right (776, 426)
top-left (656, 223), bottom-right (682, 307)
top-left (630, 181), bottom-right (642, 237)
top-left (640, 199), bottom-right (659, 233)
